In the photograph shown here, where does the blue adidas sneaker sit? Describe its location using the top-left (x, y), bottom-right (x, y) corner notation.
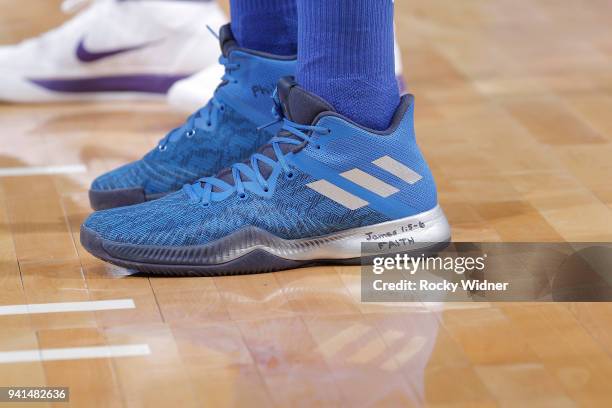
top-left (89, 24), bottom-right (295, 210)
top-left (81, 77), bottom-right (451, 275)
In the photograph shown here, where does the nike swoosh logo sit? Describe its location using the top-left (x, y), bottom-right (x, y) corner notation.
top-left (76, 37), bottom-right (156, 63)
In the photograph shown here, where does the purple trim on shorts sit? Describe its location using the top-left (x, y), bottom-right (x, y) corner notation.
top-left (28, 74), bottom-right (190, 94)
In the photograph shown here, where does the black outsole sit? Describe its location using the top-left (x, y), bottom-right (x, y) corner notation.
top-left (80, 225), bottom-right (351, 276)
top-left (89, 188), bottom-right (168, 210)
top-left (80, 225), bottom-right (450, 277)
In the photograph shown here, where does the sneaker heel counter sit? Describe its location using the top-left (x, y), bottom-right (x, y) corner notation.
top-left (400, 98), bottom-right (439, 211)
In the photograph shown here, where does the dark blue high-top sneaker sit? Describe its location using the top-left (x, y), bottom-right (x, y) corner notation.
top-left (81, 78), bottom-right (451, 275)
top-left (89, 24), bottom-right (295, 210)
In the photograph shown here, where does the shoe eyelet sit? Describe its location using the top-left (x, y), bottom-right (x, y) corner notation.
top-left (263, 186), bottom-right (269, 193)
top-left (201, 202), bottom-right (210, 208)
top-left (158, 145), bottom-right (167, 152)
top-left (185, 129), bottom-right (196, 138)
top-left (219, 105), bottom-right (226, 112)
top-left (326, 128), bottom-right (332, 134)
top-left (207, 121), bottom-right (212, 127)
top-left (237, 192), bottom-right (248, 200)
top-left (316, 145), bottom-right (321, 150)
top-left (285, 171), bottom-right (295, 180)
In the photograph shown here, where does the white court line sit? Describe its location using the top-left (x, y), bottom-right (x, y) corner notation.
top-left (0, 299), bottom-right (135, 316)
top-left (0, 344), bottom-right (151, 364)
top-left (0, 164), bottom-right (87, 177)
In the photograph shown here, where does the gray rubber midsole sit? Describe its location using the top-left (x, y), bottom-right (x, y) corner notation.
top-left (94, 205), bottom-right (451, 265)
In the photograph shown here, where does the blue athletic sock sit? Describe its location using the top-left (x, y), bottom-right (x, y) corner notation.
top-left (230, 0), bottom-right (297, 56)
top-left (296, 0), bottom-right (399, 130)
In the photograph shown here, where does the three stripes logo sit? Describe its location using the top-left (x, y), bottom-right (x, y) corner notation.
top-left (306, 155), bottom-right (422, 210)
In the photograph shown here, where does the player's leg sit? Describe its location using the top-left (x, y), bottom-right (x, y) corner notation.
top-left (296, 0), bottom-right (399, 130)
top-left (168, 1), bottom-right (407, 112)
top-left (168, 0), bottom-right (299, 111)
top-left (230, 0), bottom-right (297, 56)
top-left (81, 0), bottom-right (450, 275)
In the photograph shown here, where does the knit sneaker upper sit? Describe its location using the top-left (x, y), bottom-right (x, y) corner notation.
top-left (84, 77), bottom-right (439, 248)
top-left (90, 24), bottom-right (296, 196)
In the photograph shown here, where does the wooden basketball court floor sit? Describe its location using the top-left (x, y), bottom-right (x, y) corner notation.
top-left (0, 0), bottom-right (611, 406)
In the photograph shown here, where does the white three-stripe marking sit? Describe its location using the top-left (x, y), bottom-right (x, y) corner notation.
top-left (340, 169), bottom-right (399, 197)
top-left (373, 156), bottom-right (422, 184)
top-left (306, 156), bottom-right (422, 210)
top-left (306, 180), bottom-right (368, 210)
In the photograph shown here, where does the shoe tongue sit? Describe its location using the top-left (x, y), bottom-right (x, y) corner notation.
top-left (211, 78), bottom-right (335, 191)
top-left (276, 77), bottom-right (336, 125)
top-left (219, 24), bottom-right (238, 57)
